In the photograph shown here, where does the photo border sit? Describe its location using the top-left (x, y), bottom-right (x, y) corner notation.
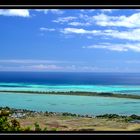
top-left (0, 5), bottom-right (140, 137)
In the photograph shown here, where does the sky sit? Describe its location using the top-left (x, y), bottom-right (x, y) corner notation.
top-left (0, 9), bottom-right (140, 72)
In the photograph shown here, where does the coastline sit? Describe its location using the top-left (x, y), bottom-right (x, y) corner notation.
top-left (0, 90), bottom-right (140, 100)
top-left (1, 106), bottom-right (140, 131)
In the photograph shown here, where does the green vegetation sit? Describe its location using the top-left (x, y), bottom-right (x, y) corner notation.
top-left (0, 116), bottom-right (21, 131)
top-left (0, 107), bottom-right (140, 131)
top-left (96, 114), bottom-right (140, 122)
top-left (0, 108), bottom-right (54, 131)
top-left (133, 128), bottom-right (140, 131)
top-left (0, 114), bottom-right (56, 131)
top-left (62, 112), bottom-right (77, 116)
top-left (0, 109), bottom-right (25, 131)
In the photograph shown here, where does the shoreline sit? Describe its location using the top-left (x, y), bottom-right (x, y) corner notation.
top-left (0, 90), bottom-right (140, 100)
top-left (1, 106), bottom-right (140, 119)
top-left (1, 106), bottom-right (140, 131)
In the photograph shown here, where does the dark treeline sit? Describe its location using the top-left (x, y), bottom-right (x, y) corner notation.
top-left (0, 90), bottom-right (140, 100)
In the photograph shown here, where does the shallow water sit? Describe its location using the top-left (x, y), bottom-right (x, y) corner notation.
top-left (0, 92), bottom-right (140, 116)
top-left (0, 83), bottom-right (140, 95)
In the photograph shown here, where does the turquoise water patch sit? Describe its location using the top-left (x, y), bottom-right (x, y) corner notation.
top-left (0, 83), bottom-right (140, 95)
top-left (0, 92), bottom-right (140, 116)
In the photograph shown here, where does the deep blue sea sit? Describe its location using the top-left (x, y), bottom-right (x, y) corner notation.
top-left (0, 72), bottom-right (140, 115)
top-left (0, 72), bottom-right (140, 85)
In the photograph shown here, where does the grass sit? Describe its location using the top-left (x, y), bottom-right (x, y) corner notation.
top-left (17, 114), bottom-right (140, 131)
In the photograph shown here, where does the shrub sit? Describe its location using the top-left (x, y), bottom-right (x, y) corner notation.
top-left (130, 114), bottom-right (140, 120)
top-left (96, 114), bottom-right (120, 119)
top-left (0, 116), bottom-right (10, 131)
top-left (133, 128), bottom-right (140, 131)
top-left (0, 110), bottom-right (10, 117)
top-left (34, 122), bottom-right (42, 131)
top-left (51, 128), bottom-right (58, 131)
top-left (23, 126), bottom-right (31, 131)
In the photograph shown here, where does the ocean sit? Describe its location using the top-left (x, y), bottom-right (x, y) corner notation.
top-left (1, 72), bottom-right (140, 85)
top-left (0, 72), bottom-right (140, 115)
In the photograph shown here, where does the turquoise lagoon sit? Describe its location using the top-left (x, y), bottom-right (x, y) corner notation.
top-left (0, 82), bottom-right (140, 115)
top-left (0, 92), bottom-right (140, 116)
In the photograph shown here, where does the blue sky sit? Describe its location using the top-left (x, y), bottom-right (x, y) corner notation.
top-left (0, 9), bottom-right (140, 72)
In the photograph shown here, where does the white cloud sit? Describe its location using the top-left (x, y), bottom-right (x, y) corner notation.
top-left (50, 9), bottom-right (64, 14)
top-left (0, 59), bottom-right (57, 64)
top-left (27, 64), bottom-right (48, 70)
top-left (53, 16), bottom-right (77, 23)
top-left (68, 22), bottom-right (91, 26)
top-left (83, 43), bottom-right (140, 52)
top-left (0, 64), bottom-right (99, 72)
top-left (53, 16), bottom-right (91, 27)
top-left (61, 27), bottom-right (140, 41)
top-left (100, 9), bottom-right (112, 13)
top-left (63, 65), bottom-right (98, 72)
top-left (1, 61), bottom-right (139, 72)
top-left (0, 63), bottom-right (100, 72)
top-left (0, 59), bottom-right (84, 64)
top-left (79, 14), bottom-right (89, 19)
top-left (80, 9), bottom-right (95, 13)
top-left (61, 28), bottom-right (101, 34)
top-left (25, 64), bottom-right (63, 70)
top-left (35, 9), bottom-right (49, 14)
top-left (0, 64), bottom-right (64, 71)
top-left (0, 9), bottom-right (30, 17)
top-left (35, 9), bottom-right (64, 14)
top-left (92, 12), bottom-right (140, 28)
top-left (80, 9), bottom-right (86, 12)
top-left (77, 12), bottom-right (140, 28)
top-left (40, 27), bottom-right (55, 32)
top-left (104, 28), bottom-right (140, 41)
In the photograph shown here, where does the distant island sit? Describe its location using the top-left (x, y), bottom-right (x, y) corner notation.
top-left (0, 90), bottom-right (140, 100)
